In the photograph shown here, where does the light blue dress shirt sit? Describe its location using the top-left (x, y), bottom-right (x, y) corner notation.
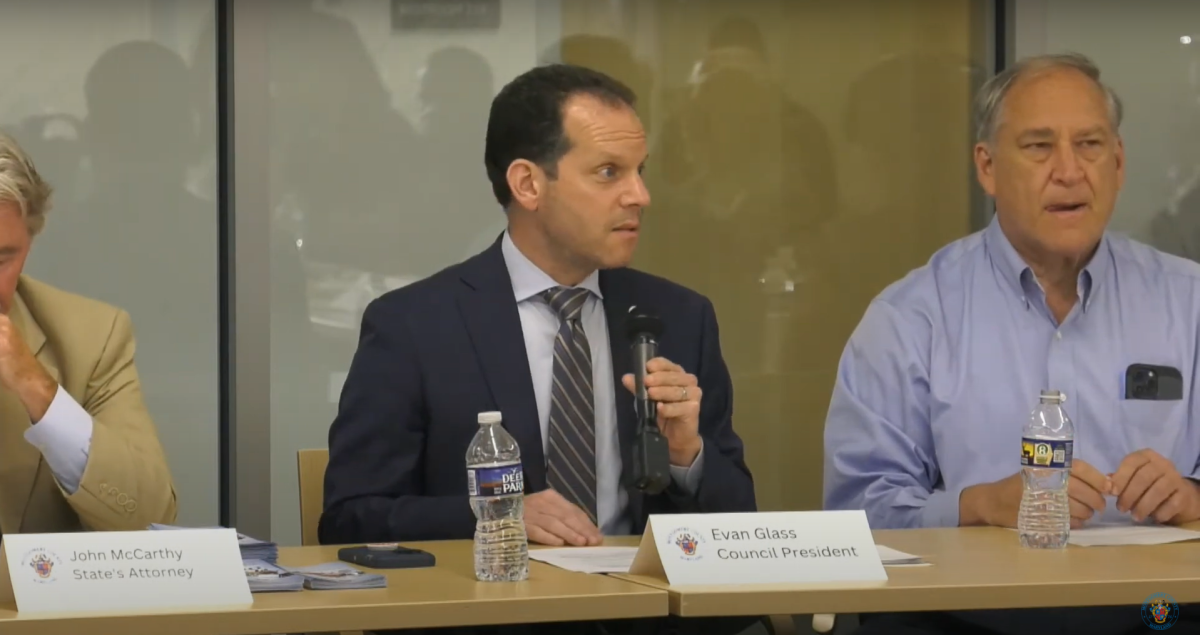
top-left (825, 215), bottom-right (1200, 529)
top-left (23, 385), bottom-right (93, 494)
top-left (502, 232), bottom-right (703, 535)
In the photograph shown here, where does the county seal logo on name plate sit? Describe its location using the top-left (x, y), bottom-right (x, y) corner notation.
top-left (1142, 592), bottom-right (1180, 630)
top-left (23, 548), bottom-right (62, 584)
top-left (665, 527), bottom-right (704, 561)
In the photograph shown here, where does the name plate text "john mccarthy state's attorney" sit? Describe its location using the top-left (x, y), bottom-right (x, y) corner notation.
top-left (0, 528), bottom-right (251, 614)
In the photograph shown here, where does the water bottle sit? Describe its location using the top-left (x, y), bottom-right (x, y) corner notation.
top-left (1018, 390), bottom-right (1074, 549)
top-left (466, 411), bottom-right (529, 581)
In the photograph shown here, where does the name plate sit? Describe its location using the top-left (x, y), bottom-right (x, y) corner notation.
top-left (629, 511), bottom-right (887, 586)
top-left (0, 528), bottom-right (252, 614)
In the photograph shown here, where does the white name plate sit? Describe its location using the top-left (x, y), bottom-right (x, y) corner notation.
top-left (0, 528), bottom-right (252, 615)
top-left (629, 510), bottom-right (888, 586)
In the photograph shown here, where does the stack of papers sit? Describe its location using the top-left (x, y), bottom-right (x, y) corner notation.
top-left (531, 547), bottom-right (636, 573)
top-left (148, 524), bottom-right (383, 591)
top-left (237, 532), bottom-right (279, 563)
top-left (1067, 524), bottom-right (1200, 547)
top-left (291, 563), bottom-right (387, 590)
top-left (876, 545), bottom-right (928, 567)
top-left (243, 559), bottom-right (304, 593)
top-left (149, 523), bottom-right (279, 563)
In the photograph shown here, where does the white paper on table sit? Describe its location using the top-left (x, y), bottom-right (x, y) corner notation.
top-left (877, 545), bottom-right (930, 567)
top-left (530, 547), bottom-right (638, 573)
top-left (530, 544), bottom-right (930, 574)
top-left (1067, 524), bottom-right (1200, 546)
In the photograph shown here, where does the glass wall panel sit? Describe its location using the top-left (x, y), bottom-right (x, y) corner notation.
top-left (0, 0), bottom-right (219, 526)
top-left (258, 0), bottom-right (988, 543)
top-left (1016, 0), bottom-right (1200, 256)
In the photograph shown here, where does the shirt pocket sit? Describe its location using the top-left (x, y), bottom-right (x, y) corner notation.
top-left (1117, 399), bottom-right (1186, 454)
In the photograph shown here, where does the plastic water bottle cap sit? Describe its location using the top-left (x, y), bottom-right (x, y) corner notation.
top-left (1039, 390), bottom-right (1066, 404)
top-left (477, 411), bottom-right (503, 425)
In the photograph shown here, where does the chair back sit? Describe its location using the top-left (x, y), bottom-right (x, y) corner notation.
top-left (297, 448), bottom-right (330, 546)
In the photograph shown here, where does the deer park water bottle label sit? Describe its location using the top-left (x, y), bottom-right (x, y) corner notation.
top-left (467, 463), bottom-right (525, 497)
top-left (1021, 438), bottom-right (1073, 468)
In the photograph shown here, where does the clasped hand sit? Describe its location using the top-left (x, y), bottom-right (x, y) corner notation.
top-left (1108, 450), bottom-right (1200, 524)
top-left (965, 450), bottom-right (1200, 528)
top-left (0, 313), bottom-right (56, 421)
top-left (1063, 452), bottom-right (1200, 526)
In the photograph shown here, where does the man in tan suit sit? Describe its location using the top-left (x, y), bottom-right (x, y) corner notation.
top-left (0, 131), bottom-right (176, 533)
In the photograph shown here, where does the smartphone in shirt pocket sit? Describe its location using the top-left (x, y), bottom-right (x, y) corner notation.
top-left (1124, 364), bottom-right (1183, 401)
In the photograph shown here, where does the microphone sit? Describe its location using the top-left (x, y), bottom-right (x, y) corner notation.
top-left (623, 306), bottom-right (672, 495)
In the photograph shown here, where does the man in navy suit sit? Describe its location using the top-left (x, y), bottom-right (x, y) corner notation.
top-left (320, 64), bottom-right (757, 634)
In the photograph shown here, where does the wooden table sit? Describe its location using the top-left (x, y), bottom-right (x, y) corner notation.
top-left (0, 541), bottom-right (668, 635)
top-left (613, 526), bottom-right (1200, 617)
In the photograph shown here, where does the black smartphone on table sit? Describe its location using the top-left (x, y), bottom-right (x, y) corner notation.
top-left (337, 544), bottom-right (436, 569)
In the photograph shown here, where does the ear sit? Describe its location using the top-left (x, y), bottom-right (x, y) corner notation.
top-left (507, 159), bottom-right (543, 211)
top-left (973, 141), bottom-right (997, 198)
top-left (1114, 135), bottom-right (1126, 189)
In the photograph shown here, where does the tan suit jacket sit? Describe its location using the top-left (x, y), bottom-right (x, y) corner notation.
top-left (1, 276), bottom-right (177, 534)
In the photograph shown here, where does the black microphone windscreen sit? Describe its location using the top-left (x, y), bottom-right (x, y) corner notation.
top-left (625, 306), bottom-right (664, 340)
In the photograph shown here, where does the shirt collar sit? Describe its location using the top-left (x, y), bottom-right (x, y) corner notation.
top-left (501, 231), bottom-right (603, 303)
top-left (983, 213), bottom-right (1110, 313)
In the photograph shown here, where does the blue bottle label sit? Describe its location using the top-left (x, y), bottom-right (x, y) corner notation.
top-left (1021, 438), bottom-right (1073, 468)
top-left (467, 463), bottom-right (525, 497)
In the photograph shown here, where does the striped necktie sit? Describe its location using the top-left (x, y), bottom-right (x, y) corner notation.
top-left (540, 286), bottom-right (598, 523)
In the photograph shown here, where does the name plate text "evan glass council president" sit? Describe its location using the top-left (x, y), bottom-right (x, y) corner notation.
top-left (0, 528), bottom-right (252, 615)
top-left (629, 511), bottom-right (887, 586)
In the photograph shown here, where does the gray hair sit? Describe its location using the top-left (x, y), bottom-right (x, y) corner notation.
top-left (0, 131), bottom-right (52, 236)
top-left (974, 52), bottom-right (1123, 143)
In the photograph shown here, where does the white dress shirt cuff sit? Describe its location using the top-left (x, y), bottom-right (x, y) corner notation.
top-left (669, 439), bottom-right (705, 494)
top-left (23, 386), bottom-right (93, 494)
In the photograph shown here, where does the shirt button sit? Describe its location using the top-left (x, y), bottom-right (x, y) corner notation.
top-left (1055, 331), bottom-right (1063, 340)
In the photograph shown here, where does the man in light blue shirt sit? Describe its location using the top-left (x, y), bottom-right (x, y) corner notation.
top-left (825, 53), bottom-right (1200, 635)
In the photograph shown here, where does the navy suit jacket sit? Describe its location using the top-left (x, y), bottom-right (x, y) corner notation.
top-left (319, 239), bottom-right (756, 544)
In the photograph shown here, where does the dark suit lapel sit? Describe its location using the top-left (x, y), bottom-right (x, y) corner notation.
top-left (599, 269), bottom-right (637, 456)
top-left (600, 269), bottom-right (644, 524)
top-left (457, 240), bottom-right (547, 491)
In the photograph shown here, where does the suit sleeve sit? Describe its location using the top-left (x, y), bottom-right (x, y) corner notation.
top-left (649, 298), bottom-right (756, 514)
top-left (319, 299), bottom-right (475, 544)
top-left (66, 310), bottom-right (178, 530)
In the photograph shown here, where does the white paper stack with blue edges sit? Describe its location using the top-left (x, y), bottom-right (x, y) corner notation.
top-left (243, 559), bottom-right (305, 592)
top-left (149, 523), bottom-right (386, 592)
top-left (290, 563), bottom-right (387, 590)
